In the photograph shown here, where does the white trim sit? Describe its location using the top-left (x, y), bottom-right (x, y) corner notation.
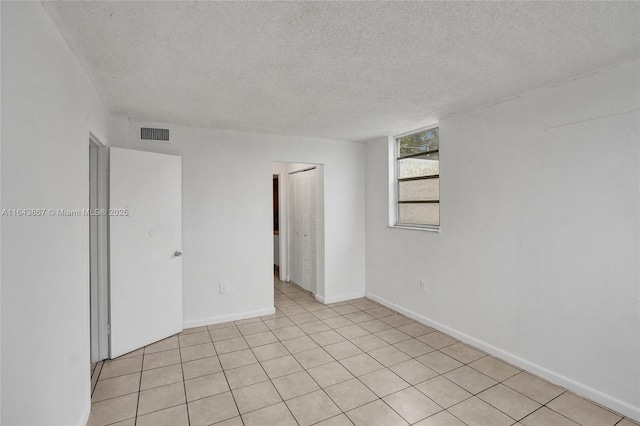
top-left (275, 173), bottom-right (287, 282)
top-left (389, 225), bottom-right (440, 233)
top-left (314, 165), bottom-right (326, 303)
top-left (89, 131), bottom-right (106, 148)
top-left (89, 134), bottom-right (110, 363)
top-left (79, 400), bottom-right (91, 426)
top-left (365, 291), bottom-right (640, 422)
top-left (322, 291), bottom-right (366, 305)
top-left (390, 126), bottom-right (441, 230)
top-left (183, 307), bottom-right (276, 329)
top-left (394, 122), bottom-right (440, 139)
top-left (387, 136), bottom-right (397, 227)
top-left (288, 166), bottom-right (317, 175)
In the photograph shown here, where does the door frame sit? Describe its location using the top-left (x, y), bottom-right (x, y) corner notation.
top-left (89, 133), bottom-right (110, 362)
top-left (274, 173), bottom-right (287, 282)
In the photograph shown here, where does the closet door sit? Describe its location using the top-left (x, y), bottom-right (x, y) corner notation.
top-left (301, 169), bottom-right (316, 293)
top-left (288, 168), bottom-right (316, 293)
top-left (288, 172), bottom-right (302, 287)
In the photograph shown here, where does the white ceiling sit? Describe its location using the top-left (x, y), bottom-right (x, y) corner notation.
top-left (44, 1), bottom-right (639, 142)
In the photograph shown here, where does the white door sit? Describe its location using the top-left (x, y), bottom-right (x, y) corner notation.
top-left (109, 147), bottom-right (183, 358)
top-left (301, 170), bottom-right (316, 292)
top-left (289, 173), bottom-right (302, 286)
top-left (288, 168), bottom-right (316, 293)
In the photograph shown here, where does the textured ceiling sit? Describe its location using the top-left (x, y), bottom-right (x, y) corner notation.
top-left (44, 1), bottom-right (639, 142)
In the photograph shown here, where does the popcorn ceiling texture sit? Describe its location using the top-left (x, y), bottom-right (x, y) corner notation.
top-left (44, 1), bottom-right (639, 141)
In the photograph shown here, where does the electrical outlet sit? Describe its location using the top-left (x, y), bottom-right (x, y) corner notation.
top-left (419, 279), bottom-right (427, 293)
top-left (219, 282), bottom-right (228, 294)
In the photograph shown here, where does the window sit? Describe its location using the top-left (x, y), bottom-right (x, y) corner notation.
top-left (395, 126), bottom-right (439, 229)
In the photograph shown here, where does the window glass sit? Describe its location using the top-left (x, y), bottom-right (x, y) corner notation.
top-left (396, 127), bottom-right (439, 228)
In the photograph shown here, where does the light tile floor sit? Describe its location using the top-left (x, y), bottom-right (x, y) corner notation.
top-left (88, 277), bottom-right (637, 426)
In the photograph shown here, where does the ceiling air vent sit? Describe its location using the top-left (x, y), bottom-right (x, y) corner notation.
top-left (141, 127), bottom-right (169, 141)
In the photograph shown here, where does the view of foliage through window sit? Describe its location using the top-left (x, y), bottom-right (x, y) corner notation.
top-left (398, 128), bottom-right (439, 156)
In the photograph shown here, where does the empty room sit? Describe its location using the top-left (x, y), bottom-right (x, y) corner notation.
top-left (1, 1), bottom-right (639, 426)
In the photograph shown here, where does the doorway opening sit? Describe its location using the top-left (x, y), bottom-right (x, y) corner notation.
top-left (89, 134), bottom-right (109, 366)
top-left (272, 162), bottom-right (325, 301)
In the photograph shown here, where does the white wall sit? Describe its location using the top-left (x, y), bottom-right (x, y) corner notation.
top-left (365, 60), bottom-right (640, 420)
top-left (0, 2), bottom-right (3, 421)
top-left (1, 2), bottom-right (110, 425)
top-left (109, 117), bottom-right (366, 326)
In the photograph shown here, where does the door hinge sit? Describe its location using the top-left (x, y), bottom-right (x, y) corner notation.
top-left (106, 324), bottom-right (111, 335)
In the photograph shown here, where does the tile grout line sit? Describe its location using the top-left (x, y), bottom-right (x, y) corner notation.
top-left (385, 324), bottom-right (570, 425)
top-left (278, 282), bottom-right (484, 424)
top-left (243, 289), bottom-right (534, 425)
top-left (268, 286), bottom-right (357, 423)
top-left (247, 316), bottom-right (307, 424)
top-left (363, 309), bottom-right (553, 425)
top-left (219, 324), bottom-right (252, 425)
top-left (245, 309), bottom-right (303, 423)
top-left (98, 278), bottom-right (634, 426)
top-left (387, 329), bottom-right (523, 424)
top-left (91, 360), bottom-right (104, 397)
top-left (177, 332), bottom-right (191, 426)
top-left (133, 349), bottom-right (144, 425)
top-left (539, 391), bottom-right (589, 426)
top-left (276, 289), bottom-right (436, 425)
top-left (132, 336), bottom-right (195, 421)
top-left (357, 300), bottom-right (624, 426)
top-left (285, 291), bottom-right (524, 425)
top-left (287, 288), bottom-right (395, 416)
top-left (323, 314), bottom-right (431, 425)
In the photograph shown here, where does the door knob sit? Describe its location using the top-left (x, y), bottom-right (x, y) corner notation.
top-left (174, 251), bottom-right (183, 257)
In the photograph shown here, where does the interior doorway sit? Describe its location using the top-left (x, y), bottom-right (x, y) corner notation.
top-left (272, 162), bottom-right (325, 300)
top-left (89, 134), bottom-right (109, 363)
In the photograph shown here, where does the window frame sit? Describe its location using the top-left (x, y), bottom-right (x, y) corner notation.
top-left (389, 125), bottom-right (440, 232)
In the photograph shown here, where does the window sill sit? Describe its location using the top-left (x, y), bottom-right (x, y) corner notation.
top-left (389, 224), bottom-right (440, 233)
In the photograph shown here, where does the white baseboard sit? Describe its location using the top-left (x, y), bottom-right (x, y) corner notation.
top-left (322, 291), bottom-right (365, 305)
top-left (365, 292), bottom-right (640, 422)
top-left (183, 307), bottom-right (276, 329)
